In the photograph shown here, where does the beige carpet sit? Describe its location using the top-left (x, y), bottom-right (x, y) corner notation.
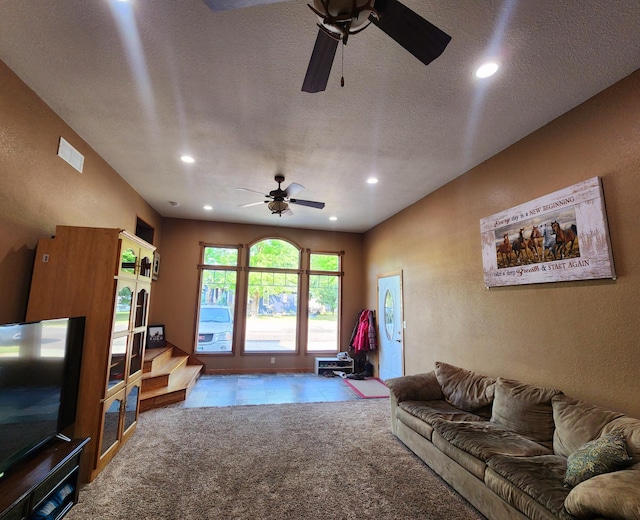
top-left (67, 400), bottom-right (485, 520)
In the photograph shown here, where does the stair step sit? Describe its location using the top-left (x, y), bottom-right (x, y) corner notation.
top-left (139, 365), bottom-right (202, 412)
top-left (143, 346), bottom-right (174, 373)
top-left (142, 355), bottom-right (188, 390)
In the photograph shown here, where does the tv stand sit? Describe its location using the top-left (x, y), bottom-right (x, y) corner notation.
top-left (0, 437), bottom-right (89, 520)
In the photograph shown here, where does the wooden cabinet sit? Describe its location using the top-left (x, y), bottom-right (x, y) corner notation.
top-left (26, 226), bottom-right (155, 483)
top-left (0, 437), bottom-right (89, 520)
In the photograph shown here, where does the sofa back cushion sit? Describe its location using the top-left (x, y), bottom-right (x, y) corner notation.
top-left (602, 416), bottom-right (640, 463)
top-left (491, 377), bottom-right (561, 448)
top-left (434, 362), bottom-right (495, 412)
top-left (552, 394), bottom-right (624, 457)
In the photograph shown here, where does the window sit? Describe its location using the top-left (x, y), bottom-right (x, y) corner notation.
top-left (307, 253), bottom-right (341, 352)
top-left (196, 246), bottom-right (239, 353)
top-left (245, 239), bottom-right (300, 353)
top-left (195, 241), bottom-right (343, 356)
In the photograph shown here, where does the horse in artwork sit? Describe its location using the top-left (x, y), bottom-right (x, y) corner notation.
top-left (551, 221), bottom-right (578, 258)
top-left (526, 225), bottom-right (543, 261)
top-left (511, 228), bottom-right (527, 264)
top-left (542, 223), bottom-right (557, 260)
top-left (497, 233), bottom-right (513, 267)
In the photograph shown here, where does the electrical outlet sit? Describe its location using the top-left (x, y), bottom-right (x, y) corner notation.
top-left (270, 357), bottom-right (275, 364)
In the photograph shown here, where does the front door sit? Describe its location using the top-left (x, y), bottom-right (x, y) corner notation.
top-left (377, 272), bottom-right (404, 381)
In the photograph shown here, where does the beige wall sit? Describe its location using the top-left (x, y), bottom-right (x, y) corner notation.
top-left (364, 70), bottom-right (640, 418)
top-left (0, 60), bottom-right (162, 323)
top-left (150, 218), bottom-right (364, 373)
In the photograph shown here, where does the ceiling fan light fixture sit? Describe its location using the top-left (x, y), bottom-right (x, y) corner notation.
top-left (268, 200), bottom-right (289, 214)
top-left (310, 0), bottom-right (376, 40)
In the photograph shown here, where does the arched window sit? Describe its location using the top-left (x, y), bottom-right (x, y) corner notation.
top-left (245, 239), bottom-right (301, 353)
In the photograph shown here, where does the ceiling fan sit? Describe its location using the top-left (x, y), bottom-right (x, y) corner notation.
top-left (202, 0), bottom-right (451, 93)
top-left (238, 174), bottom-right (326, 216)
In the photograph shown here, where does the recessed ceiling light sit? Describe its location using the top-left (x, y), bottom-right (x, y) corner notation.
top-left (329, 216), bottom-right (338, 221)
top-left (203, 205), bottom-right (213, 211)
top-left (366, 178), bottom-right (379, 184)
top-left (168, 201), bottom-right (180, 207)
top-left (475, 62), bottom-right (499, 79)
top-left (180, 155), bottom-right (195, 163)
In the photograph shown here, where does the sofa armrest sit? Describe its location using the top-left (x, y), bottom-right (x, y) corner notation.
top-left (564, 469), bottom-right (640, 519)
top-left (385, 371), bottom-right (443, 403)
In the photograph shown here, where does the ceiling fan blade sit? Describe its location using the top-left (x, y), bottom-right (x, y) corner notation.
top-left (284, 182), bottom-right (305, 197)
top-left (202, 0), bottom-right (287, 12)
top-left (370, 0), bottom-right (451, 67)
top-left (290, 199), bottom-right (326, 209)
top-left (239, 201), bottom-right (267, 208)
top-left (301, 29), bottom-right (339, 93)
top-left (237, 187), bottom-right (268, 196)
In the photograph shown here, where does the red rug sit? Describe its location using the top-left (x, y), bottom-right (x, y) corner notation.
top-left (344, 377), bottom-right (389, 399)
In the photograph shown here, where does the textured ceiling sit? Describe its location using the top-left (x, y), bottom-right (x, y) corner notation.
top-left (1, 0), bottom-right (639, 232)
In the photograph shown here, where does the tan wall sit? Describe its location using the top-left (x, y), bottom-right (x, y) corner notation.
top-left (364, 69), bottom-right (640, 418)
top-left (150, 218), bottom-right (364, 373)
top-left (0, 60), bottom-right (162, 323)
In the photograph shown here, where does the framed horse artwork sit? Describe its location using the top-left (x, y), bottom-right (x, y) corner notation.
top-left (479, 176), bottom-right (615, 287)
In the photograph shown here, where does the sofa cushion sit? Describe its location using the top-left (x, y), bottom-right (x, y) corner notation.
top-left (433, 420), bottom-right (552, 463)
top-left (564, 431), bottom-right (633, 487)
top-left (434, 362), bottom-right (496, 412)
top-left (399, 399), bottom-right (484, 426)
top-left (552, 394), bottom-right (625, 457)
top-left (564, 469), bottom-right (640, 520)
top-left (486, 454), bottom-right (573, 520)
top-left (432, 430), bottom-right (489, 480)
top-left (386, 372), bottom-right (443, 403)
top-left (491, 378), bottom-right (561, 449)
top-left (602, 416), bottom-right (640, 463)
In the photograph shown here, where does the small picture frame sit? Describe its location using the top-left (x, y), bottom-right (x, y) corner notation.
top-left (147, 324), bottom-right (166, 348)
top-left (152, 251), bottom-right (161, 280)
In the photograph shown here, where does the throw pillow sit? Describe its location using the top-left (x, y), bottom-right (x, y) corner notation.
top-left (490, 377), bottom-right (561, 448)
top-left (434, 362), bottom-right (495, 412)
top-left (564, 431), bottom-right (633, 487)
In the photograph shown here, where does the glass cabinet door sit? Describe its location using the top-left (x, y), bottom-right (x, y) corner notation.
top-left (122, 382), bottom-right (140, 437)
top-left (108, 335), bottom-right (128, 391)
top-left (138, 249), bottom-right (153, 281)
top-left (100, 392), bottom-right (123, 459)
top-left (133, 285), bottom-right (149, 328)
top-left (129, 331), bottom-right (144, 378)
top-left (113, 281), bottom-right (135, 334)
top-left (118, 238), bottom-right (138, 278)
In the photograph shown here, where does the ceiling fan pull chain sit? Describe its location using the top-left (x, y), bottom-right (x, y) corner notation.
top-left (341, 44), bottom-right (345, 87)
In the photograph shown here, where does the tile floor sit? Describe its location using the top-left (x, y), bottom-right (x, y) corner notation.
top-left (176, 373), bottom-right (361, 408)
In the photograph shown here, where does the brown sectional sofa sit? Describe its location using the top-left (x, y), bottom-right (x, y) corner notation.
top-left (386, 362), bottom-right (640, 520)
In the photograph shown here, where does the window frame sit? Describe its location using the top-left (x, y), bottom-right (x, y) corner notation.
top-left (195, 243), bottom-right (242, 355)
top-left (243, 238), bottom-right (302, 354)
top-left (194, 241), bottom-right (344, 357)
top-left (306, 250), bottom-right (343, 354)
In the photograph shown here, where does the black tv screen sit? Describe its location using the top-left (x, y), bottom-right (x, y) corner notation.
top-left (0, 317), bottom-right (84, 478)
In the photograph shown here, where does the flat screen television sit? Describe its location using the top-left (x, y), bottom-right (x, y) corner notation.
top-left (0, 316), bottom-right (85, 478)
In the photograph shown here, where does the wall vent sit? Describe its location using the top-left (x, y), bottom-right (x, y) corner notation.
top-left (57, 136), bottom-right (84, 173)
